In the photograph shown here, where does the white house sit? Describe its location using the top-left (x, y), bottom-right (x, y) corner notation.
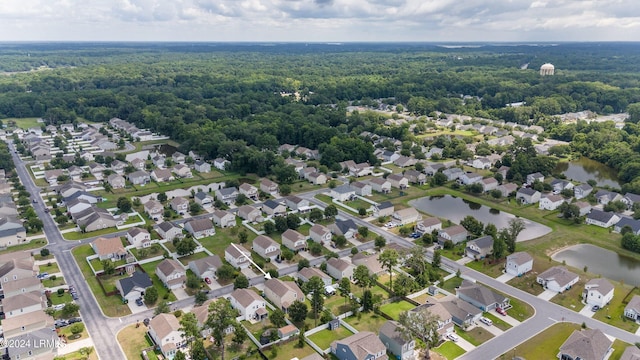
top-left (309, 224), bottom-right (332, 244)
top-left (392, 207), bottom-right (422, 226)
top-left (252, 235), bottom-right (281, 261)
top-left (582, 278), bottom-right (614, 308)
top-left (329, 184), bottom-right (356, 202)
top-left (624, 295), bottom-right (640, 321)
top-left (155, 259), bottom-right (186, 290)
top-left (481, 178), bottom-right (499, 192)
top-left (157, 221), bottom-right (183, 241)
top-left (148, 313), bottom-right (184, 360)
top-left (539, 194), bottom-right (565, 211)
top-left (505, 252), bottom-right (533, 276)
top-left (536, 266), bottom-right (579, 293)
top-left (471, 157), bottom-right (492, 170)
top-left (224, 244), bottom-right (251, 269)
top-left (212, 210), bottom-right (236, 228)
top-left (516, 188), bottom-right (541, 204)
top-left (387, 174), bottom-right (408, 189)
top-left (368, 178), bottom-right (391, 194)
top-left (586, 209), bottom-right (620, 228)
top-left (188, 255), bottom-right (223, 280)
top-left (126, 227), bottom-right (151, 248)
top-left (229, 289), bottom-right (268, 322)
top-left (213, 158), bottom-right (230, 171)
top-left (526, 172), bottom-right (544, 185)
top-left (415, 217), bottom-right (442, 235)
top-left (458, 172), bottom-right (483, 185)
top-left (326, 258), bottom-right (355, 281)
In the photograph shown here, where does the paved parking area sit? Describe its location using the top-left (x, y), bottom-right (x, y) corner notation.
top-left (127, 300), bottom-right (148, 314)
top-left (538, 289), bottom-right (557, 301)
top-left (579, 304), bottom-right (596, 318)
top-left (452, 335), bottom-right (475, 352)
top-left (173, 287), bottom-right (190, 300)
top-left (496, 273), bottom-right (515, 283)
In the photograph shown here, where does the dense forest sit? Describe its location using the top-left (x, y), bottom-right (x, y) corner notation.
top-left (2, 42), bottom-right (640, 181)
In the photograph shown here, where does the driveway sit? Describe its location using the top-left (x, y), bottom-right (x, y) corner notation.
top-left (579, 304), bottom-right (596, 318)
top-left (496, 273), bottom-right (515, 283)
top-left (127, 300), bottom-right (149, 314)
top-left (537, 289), bottom-right (557, 301)
top-left (452, 336), bottom-right (475, 352)
top-left (173, 287), bottom-right (190, 300)
top-left (493, 309), bottom-right (521, 327)
top-left (473, 322), bottom-right (504, 336)
top-left (298, 251), bottom-right (315, 260)
top-left (457, 257), bottom-right (473, 265)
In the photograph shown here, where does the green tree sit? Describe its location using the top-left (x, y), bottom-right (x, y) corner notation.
top-left (116, 197), bottom-right (132, 213)
top-left (144, 287), bottom-right (158, 305)
top-left (191, 339), bottom-right (207, 360)
top-left (216, 264), bottom-right (236, 281)
top-left (492, 236), bottom-right (506, 260)
top-left (298, 258), bottom-right (310, 271)
top-left (238, 229), bottom-right (248, 243)
top-left (70, 323), bottom-right (84, 335)
top-left (263, 221), bottom-right (276, 234)
top-left (432, 249), bottom-right (441, 267)
top-left (176, 238), bottom-right (197, 256)
top-left (378, 249), bottom-right (399, 293)
top-left (287, 213), bottom-right (301, 229)
top-left (333, 235), bottom-right (347, 248)
top-left (374, 235), bottom-right (386, 249)
top-left (324, 204), bottom-right (338, 218)
top-left (179, 312), bottom-right (200, 352)
top-left (338, 277), bottom-right (351, 305)
top-left (306, 276), bottom-right (325, 326)
top-left (275, 216), bottom-right (288, 232)
top-left (101, 260), bottom-right (115, 275)
top-left (174, 352), bottom-right (186, 360)
top-left (155, 300), bottom-right (171, 315)
top-left (353, 265), bottom-right (372, 293)
top-left (308, 208), bottom-right (324, 222)
top-left (234, 274), bottom-right (249, 289)
top-left (358, 226), bottom-right (369, 238)
top-left (205, 299), bottom-right (240, 360)
top-left (189, 202), bottom-right (202, 215)
top-left (398, 308), bottom-right (441, 359)
top-left (186, 273), bottom-right (201, 290)
top-left (270, 308), bottom-right (287, 327)
top-left (288, 301), bottom-right (308, 323)
top-left (195, 291), bottom-right (208, 306)
top-left (62, 303), bottom-right (80, 318)
top-left (460, 215), bottom-right (484, 237)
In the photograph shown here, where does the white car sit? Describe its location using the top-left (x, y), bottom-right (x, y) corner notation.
top-left (479, 317), bottom-right (493, 326)
top-left (447, 333), bottom-right (459, 342)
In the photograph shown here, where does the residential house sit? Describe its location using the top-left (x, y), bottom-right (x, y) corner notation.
top-left (539, 194), bottom-right (566, 210)
top-left (505, 252), bottom-right (533, 276)
top-left (92, 237), bottom-right (127, 261)
top-left (526, 172), bottom-right (544, 185)
top-left (185, 218), bottom-right (215, 239)
top-left (481, 178), bottom-right (499, 192)
top-left (465, 236), bottom-right (494, 260)
top-left (496, 183), bottom-right (518, 198)
top-left (424, 163), bottom-right (446, 176)
top-left (497, 166), bottom-right (510, 180)
top-left (413, 302), bottom-right (454, 338)
top-left (393, 156), bottom-right (416, 168)
top-left (285, 195), bottom-right (310, 212)
top-left (349, 162), bottom-right (374, 177)
top-left (116, 270), bottom-right (152, 303)
top-left (595, 190), bottom-right (623, 205)
top-left (379, 320), bottom-right (416, 360)
top-left (392, 207), bottom-right (422, 226)
top-left (107, 174), bottom-right (126, 189)
top-left (0, 218), bottom-right (27, 248)
top-left (329, 184), bottom-right (356, 201)
top-left (260, 178), bottom-right (279, 196)
top-left (471, 157), bottom-right (492, 170)
top-left (237, 205), bottom-right (262, 222)
top-left (212, 210), bottom-right (236, 228)
top-left (194, 191), bottom-right (214, 208)
top-left (148, 313), bottom-right (184, 360)
top-left (67, 165), bottom-right (84, 178)
top-left (155, 259), bottom-right (186, 289)
top-left (415, 217), bottom-right (442, 236)
top-left (5, 327), bottom-right (59, 360)
top-left (308, 172), bottom-right (327, 185)
top-left (110, 160), bottom-right (127, 174)
top-left (624, 295), bottom-right (640, 321)
top-left (575, 201), bottom-right (592, 216)
top-left (172, 164), bottom-right (193, 178)
top-left (171, 152), bottom-right (186, 164)
top-left (558, 329), bottom-right (612, 360)
top-left (309, 224), bottom-right (332, 244)
top-left (230, 289), bottom-right (267, 321)
top-left (550, 179), bottom-right (574, 193)
top-left (252, 235), bottom-right (281, 261)
top-left (151, 154), bottom-right (166, 168)
top-left (298, 267), bottom-right (332, 286)
top-left (224, 244), bottom-right (251, 269)
top-left (213, 158), bottom-right (230, 171)
top-left (44, 169), bottom-right (65, 185)
top-left (88, 163), bottom-right (106, 177)
top-left (127, 170), bottom-right (150, 185)
top-left (330, 331), bottom-right (388, 360)
top-left (329, 219), bottom-right (358, 240)
top-left (262, 199), bottom-right (287, 217)
top-left (1, 290), bottom-right (45, 318)
top-left (403, 170), bottom-right (426, 185)
top-left (378, 150), bottom-right (400, 163)
top-left (456, 280), bottom-right (509, 312)
top-left (443, 168), bottom-right (464, 181)
top-left (1, 277), bottom-right (41, 298)
top-left (264, 278), bottom-right (305, 312)
top-left (574, 184), bottom-right (594, 200)
top-left (215, 187), bottom-right (239, 204)
top-left (194, 160), bottom-right (211, 173)
top-left (151, 168), bottom-right (174, 183)
top-left (368, 178), bottom-right (391, 194)
top-left (537, 266), bottom-right (580, 293)
top-left (188, 255), bottom-right (223, 280)
top-left (614, 216), bottom-right (640, 235)
top-left (131, 158), bottom-right (145, 170)
top-left (239, 183), bottom-right (259, 200)
top-left (352, 253), bottom-right (384, 275)
top-left (282, 229), bottom-right (307, 252)
top-left (458, 172), bottom-right (483, 185)
top-left (586, 209), bottom-right (620, 228)
top-left (64, 190), bottom-right (102, 204)
top-left (438, 225), bottom-right (468, 244)
top-left (387, 174), bottom-right (408, 189)
top-left (76, 209), bottom-right (117, 232)
top-left (583, 278), bottom-right (614, 308)
top-left (516, 188), bottom-right (541, 204)
top-left (169, 197), bottom-right (189, 215)
top-left (620, 346), bottom-right (640, 360)
top-left (126, 227), bottom-right (151, 248)
top-left (622, 193), bottom-right (640, 209)
top-left (326, 258), bottom-right (355, 281)
top-left (374, 201), bottom-right (394, 217)
top-left (157, 221), bottom-right (183, 241)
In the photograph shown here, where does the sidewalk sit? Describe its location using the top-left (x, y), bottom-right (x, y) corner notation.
top-left (57, 338), bottom-right (95, 355)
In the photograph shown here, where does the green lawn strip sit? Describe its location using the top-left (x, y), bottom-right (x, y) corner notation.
top-left (129, 245), bottom-right (164, 261)
top-left (434, 341), bottom-right (466, 360)
top-left (4, 117), bottom-right (42, 129)
top-left (71, 244), bottom-right (131, 317)
top-left (379, 300), bottom-right (416, 320)
top-left (324, 294), bottom-right (351, 315)
top-left (308, 327), bottom-right (354, 350)
top-left (139, 260), bottom-right (178, 303)
top-left (99, 273), bottom-right (131, 293)
top-left (465, 258), bottom-right (505, 278)
top-left (439, 244), bottom-right (464, 261)
top-left (270, 338), bottom-right (317, 360)
top-left (440, 277), bottom-right (463, 293)
top-left (58, 326), bottom-right (90, 343)
top-left (63, 227), bottom-right (123, 240)
top-left (550, 278), bottom-right (589, 311)
top-left (178, 251), bottom-right (210, 266)
top-left (43, 276), bottom-right (66, 288)
top-left (0, 238), bottom-right (46, 254)
top-left (315, 194), bottom-right (333, 205)
top-left (483, 312), bottom-right (512, 331)
top-left (505, 259), bottom-right (551, 296)
top-left (592, 284), bottom-right (640, 333)
top-left (502, 323), bottom-right (580, 359)
top-left (50, 292), bottom-right (74, 305)
top-left (198, 226), bottom-right (255, 259)
top-left (343, 313), bottom-right (388, 333)
top-left (457, 326), bottom-right (494, 346)
top-left (39, 262), bottom-right (60, 274)
top-left (297, 223), bottom-right (312, 236)
top-left (610, 340), bottom-right (634, 360)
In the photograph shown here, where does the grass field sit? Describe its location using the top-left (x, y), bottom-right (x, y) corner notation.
top-left (434, 341), bottom-right (466, 360)
top-left (457, 327), bottom-right (494, 346)
top-left (50, 292), bottom-right (73, 305)
top-left (178, 251), bottom-right (210, 265)
top-left (308, 327), bottom-right (354, 350)
top-left (43, 276), bottom-right (66, 287)
top-left (39, 262), bottom-right (60, 274)
top-left (592, 284), bottom-right (640, 333)
top-left (3, 117), bottom-right (43, 129)
top-left (465, 258), bottom-right (506, 278)
top-left (139, 260), bottom-right (178, 304)
top-left (64, 226), bottom-right (122, 240)
top-left (440, 277), bottom-right (463, 293)
top-left (343, 313), bottom-right (389, 333)
top-left (270, 339), bottom-right (317, 360)
top-left (483, 312), bottom-right (512, 331)
top-left (502, 323), bottom-right (579, 359)
top-left (379, 300), bottom-right (416, 320)
top-left (551, 278), bottom-right (589, 310)
top-left (117, 324), bottom-right (159, 360)
top-left (71, 244), bottom-right (131, 317)
top-left (55, 348), bottom-right (99, 360)
top-left (198, 225), bottom-right (257, 259)
top-left (0, 238), bottom-right (46, 254)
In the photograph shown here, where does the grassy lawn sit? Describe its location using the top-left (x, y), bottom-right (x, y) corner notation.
top-left (440, 244), bottom-right (465, 261)
top-left (483, 312), bottom-right (512, 331)
top-left (43, 276), bottom-right (66, 288)
top-left (551, 278), bottom-right (588, 311)
top-left (440, 277), bottom-right (463, 293)
top-left (504, 295), bottom-right (535, 322)
top-left (99, 273), bottom-right (132, 293)
top-left (465, 258), bottom-right (505, 278)
top-left (55, 348), bottom-right (99, 360)
top-left (178, 251), bottom-right (210, 266)
top-left (242, 317), bottom-right (275, 339)
top-left (199, 226), bottom-right (257, 259)
top-left (0, 238), bottom-right (47, 254)
top-left (610, 340), bottom-right (634, 360)
top-left (129, 245), bottom-right (164, 261)
top-left (50, 292), bottom-right (73, 305)
top-left (503, 323), bottom-right (580, 359)
top-left (592, 284), bottom-right (640, 333)
top-left (3, 117), bottom-right (42, 129)
top-left (434, 341), bottom-right (466, 360)
top-left (117, 324), bottom-right (157, 360)
top-left (39, 262), bottom-right (60, 274)
top-left (343, 313), bottom-right (389, 332)
top-left (457, 327), bottom-right (494, 346)
top-left (308, 327), bottom-right (354, 350)
top-left (64, 227), bottom-right (121, 240)
top-left (297, 223), bottom-right (312, 236)
top-left (58, 325), bottom-right (90, 343)
top-left (324, 294), bottom-right (352, 315)
top-left (379, 300), bottom-right (416, 320)
top-left (140, 260), bottom-right (178, 303)
top-left (71, 244), bottom-right (131, 317)
top-left (505, 260), bottom-right (550, 296)
top-left (270, 339), bottom-right (317, 360)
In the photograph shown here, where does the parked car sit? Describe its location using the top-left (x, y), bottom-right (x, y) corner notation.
top-left (143, 318), bottom-right (150, 326)
top-left (204, 277), bottom-right (212, 285)
top-left (479, 317), bottom-right (493, 326)
top-left (44, 208), bottom-right (49, 213)
top-left (591, 305), bottom-right (600, 312)
top-left (136, 298), bottom-right (144, 306)
top-left (447, 333), bottom-right (459, 342)
top-left (68, 318), bottom-right (82, 324)
top-left (496, 307), bottom-right (507, 316)
top-left (54, 320), bottom-right (68, 329)
top-left (37, 272), bottom-right (49, 279)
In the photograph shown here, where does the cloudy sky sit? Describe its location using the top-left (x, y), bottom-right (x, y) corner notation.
top-left (0, 0), bottom-right (638, 42)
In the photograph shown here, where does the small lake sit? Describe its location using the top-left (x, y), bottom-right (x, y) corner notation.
top-left (409, 195), bottom-right (551, 241)
top-left (552, 244), bottom-right (640, 286)
top-left (555, 157), bottom-right (620, 189)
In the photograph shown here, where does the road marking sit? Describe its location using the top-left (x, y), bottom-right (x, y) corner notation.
top-left (119, 318), bottom-right (123, 323)
top-left (549, 317), bottom-right (558, 322)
